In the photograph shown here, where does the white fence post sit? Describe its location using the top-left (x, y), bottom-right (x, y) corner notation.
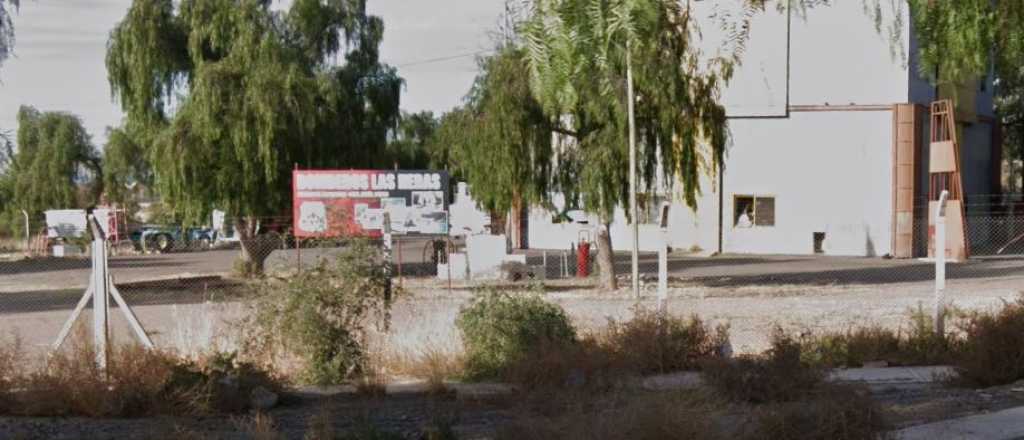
top-left (53, 214), bottom-right (154, 368)
top-left (934, 190), bottom-right (949, 336)
top-left (91, 219), bottom-right (109, 369)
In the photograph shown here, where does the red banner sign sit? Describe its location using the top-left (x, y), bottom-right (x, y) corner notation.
top-left (292, 169), bottom-right (449, 238)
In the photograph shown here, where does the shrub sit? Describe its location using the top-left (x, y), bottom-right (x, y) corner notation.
top-left (4, 341), bottom-right (279, 418)
top-left (243, 239), bottom-right (398, 385)
top-left (801, 326), bottom-right (902, 368)
top-left (493, 308), bottom-right (730, 390)
top-left (702, 329), bottom-right (824, 404)
top-left (456, 290), bottom-right (577, 380)
top-left (800, 306), bottom-right (951, 368)
top-left (743, 385), bottom-right (890, 440)
top-left (601, 308), bottom-right (730, 374)
top-left (0, 334), bottom-right (23, 413)
top-left (954, 295), bottom-right (1024, 387)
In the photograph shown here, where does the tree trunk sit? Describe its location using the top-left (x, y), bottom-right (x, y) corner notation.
top-left (596, 223), bottom-right (616, 290)
top-left (235, 217), bottom-right (273, 277)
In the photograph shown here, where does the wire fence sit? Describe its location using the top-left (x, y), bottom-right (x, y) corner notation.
top-left (1, 210), bottom-right (1023, 360)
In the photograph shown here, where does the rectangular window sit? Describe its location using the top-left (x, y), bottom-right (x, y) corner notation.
top-left (734, 195), bottom-right (776, 227)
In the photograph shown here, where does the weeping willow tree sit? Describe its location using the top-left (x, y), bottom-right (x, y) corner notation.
top-left (860, 0), bottom-right (1024, 190)
top-left (102, 126), bottom-right (152, 207)
top-left (431, 46), bottom-right (555, 247)
top-left (0, 106), bottom-right (102, 236)
top-left (521, 0), bottom-right (730, 289)
top-left (0, 0), bottom-right (16, 69)
top-left (107, 0), bottom-right (402, 273)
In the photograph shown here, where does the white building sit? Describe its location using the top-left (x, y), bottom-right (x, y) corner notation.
top-left (526, 2), bottom-right (1001, 257)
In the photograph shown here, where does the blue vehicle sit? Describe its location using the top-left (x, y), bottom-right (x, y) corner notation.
top-left (130, 225), bottom-right (216, 253)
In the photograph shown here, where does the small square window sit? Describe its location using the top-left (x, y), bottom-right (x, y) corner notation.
top-left (734, 195), bottom-right (775, 228)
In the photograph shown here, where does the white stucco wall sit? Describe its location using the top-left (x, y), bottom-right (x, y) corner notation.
top-left (695, 1), bottom-right (911, 116)
top-left (720, 111), bottom-right (895, 256)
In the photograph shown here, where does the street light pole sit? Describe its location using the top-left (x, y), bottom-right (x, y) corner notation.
top-left (626, 40), bottom-right (640, 299)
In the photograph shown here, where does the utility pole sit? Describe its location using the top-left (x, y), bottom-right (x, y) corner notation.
top-left (626, 41), bottom-right (640, 299)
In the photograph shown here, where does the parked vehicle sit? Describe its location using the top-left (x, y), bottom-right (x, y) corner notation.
top-left (130, 225), bottom-right (216, 253)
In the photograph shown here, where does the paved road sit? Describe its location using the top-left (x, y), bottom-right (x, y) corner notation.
top-left (3, 239), bottom-right (1024, 293)
top-left (0, 237), bottom-right (441, 293)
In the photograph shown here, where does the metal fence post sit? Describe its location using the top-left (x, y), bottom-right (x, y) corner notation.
top-left (92, 222), bottom-right (109, 370)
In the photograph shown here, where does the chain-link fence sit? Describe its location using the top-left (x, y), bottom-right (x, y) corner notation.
top-left (2, 209), bottom-right (1024, 360)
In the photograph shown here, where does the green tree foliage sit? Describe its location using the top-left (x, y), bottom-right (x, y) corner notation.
top-left (107, 0), bottom-right (403, 272)
top-left (520, 0), bottom-right (731, 288)
top-left (522, 0), bottom-right (729, 212)
top-left (432, 47), bottom-right (554, 216)
top-left (0, 0), bottom-right (17, 69)
top-left (863, 0), bottom-right (1024, 188)
top-left (0, 106), bottom-right (101, 236)
top-left (102, 126), bottom-right (153, 207)
top-left (385, 111), bottom-right (439, 170)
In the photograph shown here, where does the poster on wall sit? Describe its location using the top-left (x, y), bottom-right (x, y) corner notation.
top-left (292, 169), bottom-right (449, 238)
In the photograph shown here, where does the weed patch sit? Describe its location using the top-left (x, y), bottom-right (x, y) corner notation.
top-left (703, 329), bottom-right (824, 404)
top-left (954, 295), bottom-right (1024, 387)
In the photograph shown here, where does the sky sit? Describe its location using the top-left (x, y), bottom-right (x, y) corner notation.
top-left (0, 0), bottom-right (506, 147)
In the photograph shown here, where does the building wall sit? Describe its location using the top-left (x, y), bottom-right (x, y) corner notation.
top-left (526, 2), bottom-right (912, 256)
top-left (720, 110), bottom-right (896, 256)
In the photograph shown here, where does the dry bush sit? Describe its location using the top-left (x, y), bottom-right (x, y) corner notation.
top-left (702, 329), bottom-right (825, 404)
top-left (495, 391), bottom-right (724, 440)
top-left (0, 333), bottom-right (24, 413)
top-left (3, 337), bottom-right (281, 418)
top-left (304, 405), bottom-right (336, 440)
top-left (953, 295), bottom-right (1024, 387)
top-left (469, 304), bottom-right (729, 390)
top-left (800, 305), bottom-right (952, 368)
top-left (801, 326), bottom-right (902, 368)
top-left (240, 412), bottom-right (285, 440)
top-left (388, 345), bottom-right (465, 395)
top-left (503, 337), bottom-right (624, 391)
top-left (742, 384), bottom-right (891, 440)
top-left (600, 308), bottom-right (729, 374)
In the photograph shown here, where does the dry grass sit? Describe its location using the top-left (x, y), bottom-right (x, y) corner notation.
top-left (0, 326), bottom-right (282, 418)
top-left (495, 390), bottom-right (726, 440)
top-left (304, 405), bottom-right (336, 440)
top-left (953, 294), bottom-right (1024, 387)
top-left (240, 412), bottom-right (285, 440)
top-left (702, 329), bottom-right (825, 404)
top-left (385, 343), bottom-right (465, 395)
top-left (800, 305), bottom-right (952, 368)
top-left (742, 385), bottom-right (891, 440)
top-left (0, 333), bottom-right (25, 413)
top-left (599, 308), bottom-right (729, 374)
top-left (502, 307), bottom-right (730, 390)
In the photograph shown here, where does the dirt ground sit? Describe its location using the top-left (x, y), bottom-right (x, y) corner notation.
top-left (2, 372), bottom-right (1024, 439)
top-left (1, 253), bottom-right (1022, 439)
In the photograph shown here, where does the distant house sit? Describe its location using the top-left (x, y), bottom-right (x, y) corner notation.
top-left (526, 2), bottom-right (1001, 257)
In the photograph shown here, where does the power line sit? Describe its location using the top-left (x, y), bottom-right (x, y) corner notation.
top-left (395, 49), bottom-right (494, 68)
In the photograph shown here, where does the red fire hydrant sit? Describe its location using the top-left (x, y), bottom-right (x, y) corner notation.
top-left (576, 240), bottom-right (590, 278)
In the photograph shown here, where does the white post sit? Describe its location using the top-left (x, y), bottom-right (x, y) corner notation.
top-left (626, 40), bottom-right (640, 299)
top-left (20, 209), bottom-right (29, 254)
top-left (934, 190), bottom-right (949, 336)
top-left (658, 235), bottom-right (668, 311)
top-left (658, 203), bottom-right (670, 312)
top-left (90, 217), bottom-right (109, 370)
